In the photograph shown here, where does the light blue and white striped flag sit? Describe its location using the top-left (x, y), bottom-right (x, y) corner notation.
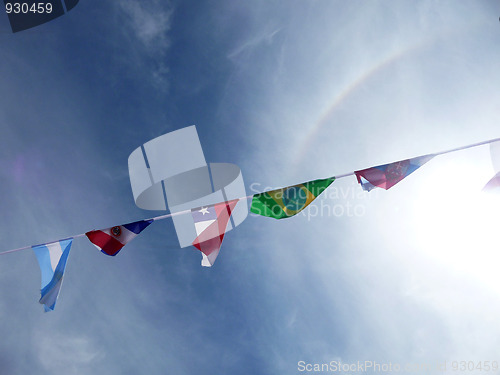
top-left (32, 238), bottom-right (73, 312)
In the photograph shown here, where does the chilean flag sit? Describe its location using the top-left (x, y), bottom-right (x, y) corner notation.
top-left (191, 200), bottom-right (238, 267)
top-left (85, 219), bottom-right (153, 256)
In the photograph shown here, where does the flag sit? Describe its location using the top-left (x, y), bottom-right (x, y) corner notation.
top-left (489, 140), bottom-right (500, 172)
top-left (250, 177), bottom-right (335, 219)
top-left (483, 171), bottom-right (500, 192)
top-left (355, 155), bottom-right (434, 191)
top-left (85, 219), bottom-right (153, 256)
top-left (483, 141), bottom-right (500, 192)
top-left (32, 238), bottom-right (73, 312)
top-left (191, 200), bottom-right (238, 267)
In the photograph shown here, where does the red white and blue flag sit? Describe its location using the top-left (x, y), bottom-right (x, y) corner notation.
top-left (355, 155), bottom-right (434, 191)
top-left (191, 200), bottom-right (238, 267)
top-left (85, 220), bottom-right (153, 256)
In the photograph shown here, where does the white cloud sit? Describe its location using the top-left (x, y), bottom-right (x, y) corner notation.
top-left (35, 333), bottom-right (104, 374)
top-left (116, 0), bottom-right (174, 90)
top-left (118, 0), bottom-right (173, 50)
top-left (227, 27), bottom-right (282, 62)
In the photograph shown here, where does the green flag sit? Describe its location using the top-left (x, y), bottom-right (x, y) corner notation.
top-left (250, 177), bottom-right (335, 219)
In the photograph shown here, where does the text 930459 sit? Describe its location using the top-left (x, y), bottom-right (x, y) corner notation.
top-left (5, 2), bottom-right (53, 14)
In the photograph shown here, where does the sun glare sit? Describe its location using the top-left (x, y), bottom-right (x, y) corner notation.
top-left (411, 154), bottom-right (500, 293)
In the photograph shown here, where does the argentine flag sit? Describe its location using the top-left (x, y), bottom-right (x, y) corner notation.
top-left (32, 239), bottom-right (73, 312)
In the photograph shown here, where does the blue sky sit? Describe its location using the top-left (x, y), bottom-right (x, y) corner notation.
top-left (1, 1), bottom-right (500, 374)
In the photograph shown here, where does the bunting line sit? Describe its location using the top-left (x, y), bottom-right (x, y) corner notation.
top-left (1, 136), bottom-right (499, 256)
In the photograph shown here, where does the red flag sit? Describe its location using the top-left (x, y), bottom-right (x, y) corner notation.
top-left (85, 220), bottom-right (153, 256)
top-left (191, 200), bottom-right (238, 267)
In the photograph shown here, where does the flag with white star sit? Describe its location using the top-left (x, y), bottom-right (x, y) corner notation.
top-left (190, 200), bottom-right (238, 267)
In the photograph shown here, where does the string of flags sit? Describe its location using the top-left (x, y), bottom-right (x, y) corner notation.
top-left (1, 137), bottom-right (500, 311)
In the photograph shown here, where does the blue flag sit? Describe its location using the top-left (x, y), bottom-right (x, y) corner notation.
top-left (32, 238), bottom-right (73, 312)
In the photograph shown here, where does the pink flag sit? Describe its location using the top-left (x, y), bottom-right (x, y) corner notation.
top-left (483, 171), bottom-right (500, 192)
top-left (355, 155), bottom-right (434, 191)
top-left (483, 142), bottom-right (500, 192)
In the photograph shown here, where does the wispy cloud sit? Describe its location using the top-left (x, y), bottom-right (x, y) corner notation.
top-left (118, 0), bottom-right (172, 50)
top-left (227, 27), bottom-right (282, 62)
top-left (116, 0), bottom-right (174, 90)
top-left (35, 333), bottom-right (104, 373)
